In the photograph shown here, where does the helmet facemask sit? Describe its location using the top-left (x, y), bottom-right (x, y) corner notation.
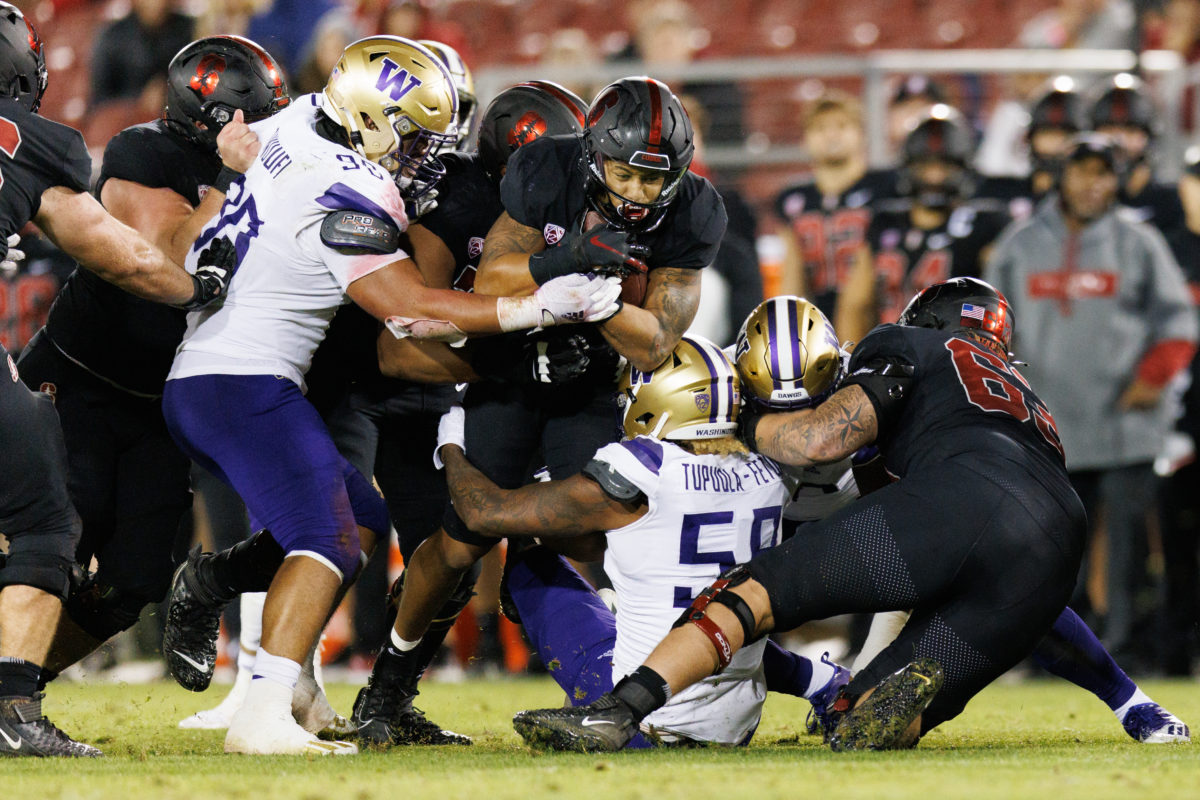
top-left (584, 133), bottom-right (687, 231)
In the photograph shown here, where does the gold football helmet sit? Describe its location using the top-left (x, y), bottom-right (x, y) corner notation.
top-left (322, 36), bottom-right (457, 197)
top-left (735, 296), bottom-right (844, 409)
top-left (618, 335), bottom-right (741, 441)
top-left (418, 39), bottom-right (476, 152)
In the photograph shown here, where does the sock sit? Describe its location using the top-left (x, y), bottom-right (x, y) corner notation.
top-left (0, 657), bottom-right (42, 697)
top-left (1032, 606), bottom-right (1137, 710)
top-left (612, 666), bottom-right (671, 723)
top-left (251, 648), bottom-right (301, 691)
top-left (762, 640), bottom-right (815, 698)
top-left (505, 548), bottom-right (618, 705)
top-left (1113, 689), bottom-right (1154, 723)
top-left (204, 530), bottom-right (286, 597)
top-left (237, 592), bottom-right (265, 674)
top-left (390, 628), bottom-right (422, 652)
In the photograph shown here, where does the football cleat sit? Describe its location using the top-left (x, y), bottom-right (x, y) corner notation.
top-left (0, 694), bottom-right (102, 757)
top-left (225, 700), bottom-right (357, 756)
top-left (293, 667), bottom-right (355, 739)
top-left (163, 545), bottom-right (231, 692)
top-left (178, 666), bottom-right (250, 730)
top-left (1122, 703), bottom-right (1191, 744)
top-left (512, 693), bottom-right (636, 753)
top-left (805, 653), bottom-right (854, 736)
top-left (351, 647), bottom-right (471, 747)
top-left (827, 658), bottom-right (943, 752)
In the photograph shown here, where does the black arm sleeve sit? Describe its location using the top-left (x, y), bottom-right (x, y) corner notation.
top-left (843, 326), bottom-right (919, 437)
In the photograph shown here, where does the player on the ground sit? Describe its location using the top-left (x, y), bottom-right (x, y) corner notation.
top-left (349, 76), bottom-right (728, 747)
top-left (0, 2), bottom-right (238, 757)
top-left (774, 91), bottom-right (897, 329)
top-left (512, 277), bottom-right (1088, 752)
top-left (160, 37), bottom-right (618, 756)
top-left (17, 34), bottom-right (284, 695)
top-left (839, 107), bottom-right (1011, 343)
top-left (742, 295), bottom-right (1189, 745)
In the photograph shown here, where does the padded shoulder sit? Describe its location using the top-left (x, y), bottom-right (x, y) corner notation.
top-left (320, 209), bottom-right (401, 254)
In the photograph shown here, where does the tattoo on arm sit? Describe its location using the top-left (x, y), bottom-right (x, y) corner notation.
top-left (478, 213), bottom-right (545, 268)
top-left (444, 447), bottom-right (643, 536)
top-left (761, 385), bottom-right (878, 466)
top-left (601, 267), bottom-right (700, 370)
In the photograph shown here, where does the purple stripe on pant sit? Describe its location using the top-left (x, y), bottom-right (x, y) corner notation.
top-left (162, 373), bottom-right (389, 578)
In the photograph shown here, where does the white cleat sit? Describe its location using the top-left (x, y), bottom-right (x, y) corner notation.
top-left (225, 702), bottom-right (357, 756)
top-left (292, 668), bottom-right (354, 738)
top-left (179, 667), bottom-right (253, 730)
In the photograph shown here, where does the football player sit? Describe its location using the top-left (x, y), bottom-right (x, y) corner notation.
top-left (16, 33), bottom-right (285, 701)
top-left (513, 277), bottom-right (1090, 752)
top-left (838, 107), bottom-right (1011, 344)
top-left (774, 91), bottom-right (898, 325)
top-left (159, 37), bottom-right (618, 756)
top-left (977, 77), bottom-right (1085, 221)
top-left (441, 336), bottom-right (802, 746)
top-left (160, 79), bottom-right (593, 745)
top-left (0, 3), bottom-right (236, 757)
top-left (741, 295), bottom-right (1189, 745)
top-left (350, 76), bottom-right (728, 746)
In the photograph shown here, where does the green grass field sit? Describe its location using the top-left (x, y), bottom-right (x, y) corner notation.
top-left (2, 677), bottom-right (1196, 799)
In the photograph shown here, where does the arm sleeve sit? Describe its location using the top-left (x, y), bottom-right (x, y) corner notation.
top-left (842, 325), bottom-right (919, 438)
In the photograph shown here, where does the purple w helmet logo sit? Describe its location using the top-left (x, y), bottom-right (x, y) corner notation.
top-left (376, 58), bottom-right (423, 101)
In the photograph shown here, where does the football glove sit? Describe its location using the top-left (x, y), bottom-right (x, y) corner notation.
top-left (528, 224), bottom-right (648, 285)
top-left (527, 334), bottom-right (592, 384)
top-left (0, 233), bottom-right (24, 279)
top-left (183, 237), bottom-right (237, 311)
top-left (405, 187), bottom-right (439, 221)
top-left (534, 273), bottom-right (622, 327)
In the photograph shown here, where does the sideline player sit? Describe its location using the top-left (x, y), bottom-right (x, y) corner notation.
top-left (512, 278), bottom-right (1088, 752)
top-left (160, 37), bottom-right (618, 756)
top-left (350, 76), bottom-right (727, 746)
top-left (17, 34), bottom-right (284, 687)
top-left (0, 3), bottom-right (235, 757)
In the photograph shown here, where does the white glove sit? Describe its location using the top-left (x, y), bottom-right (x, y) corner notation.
top-left (432, 405), bottom-right (465, 469)
top-left (535, 273), bottom-right (622, 327)
top-left (405, 188), bottom-right (439, 221)
top-left (1, 234), bottom-right (25, 278)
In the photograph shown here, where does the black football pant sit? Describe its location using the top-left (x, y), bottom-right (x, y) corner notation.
top-left (0, 343), bottom-right (79, 598)
top-left (16, 335), bottom-right (189, 621)
top-left (749, 454), bottom-right (1086, 733)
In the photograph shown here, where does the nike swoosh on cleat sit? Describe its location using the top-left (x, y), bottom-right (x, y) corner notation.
top-left (172, 650), bottom-right (213, 674)
top-left (580, 717), bottom-right (615, 728)
top-left (0, 728), bottom-right (22, 750)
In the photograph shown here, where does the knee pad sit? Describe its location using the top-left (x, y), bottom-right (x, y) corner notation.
top-left (0, 533), bottom-right (77, 600)
top-left (671, 564), bottom-right (759, 671)
top-left (63, 570), bottom-right (146, 641)
top-left (344, 463), bottom-right (391, 537)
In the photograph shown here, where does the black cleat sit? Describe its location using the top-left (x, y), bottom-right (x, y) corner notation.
top-left (351, 649), bottom-right (471, 747)
top-left (0, 694), bottom-right (102, 757)
top-left (827, 658), bottom-right (944, 752)
top-left (512, 693), bottom-right (636, 753)
top-left (162, 545), bottom-right (230, 692)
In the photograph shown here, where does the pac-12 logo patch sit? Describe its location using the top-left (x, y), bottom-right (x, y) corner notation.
top-left (694, 393), bottom-right (711, 412)
top-left (468, 236), bottom-right (485, 258)
top-left (544, 223), bottom-right (565, 245)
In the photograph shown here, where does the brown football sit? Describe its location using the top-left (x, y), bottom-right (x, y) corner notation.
top-left (584, 210), bottom-right (648, 307)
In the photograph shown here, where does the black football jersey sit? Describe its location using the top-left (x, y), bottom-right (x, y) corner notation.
top-left (478, 134), bottom-right (727, 381)
top-left (867, 200), bottom-right (1011, 323)
top-left (42, 120), bottom-right (222, 396)
top-left (774, 169), bottom-right (898, 319)
top-left (1118, 181), bottom-right (1190, 266)
top-left (420, 151), bottom-right (502, 292)
top-left (847, 324), bottom-right (1068, 483)
top-left (973, 175), bottom-right (1042, 223)
top-left (0, 98), bottom-right (91, 237)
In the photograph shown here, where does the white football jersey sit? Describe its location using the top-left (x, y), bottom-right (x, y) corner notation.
top-left (596, 436), bottom-right (787, 745)
top-left (169, 94), bottom-right (409, 391)
top-left (780, 458), bottom-right (860, 523)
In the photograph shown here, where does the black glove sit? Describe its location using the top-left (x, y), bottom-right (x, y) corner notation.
top-left (738, 402), bottom-right (764, 452)
top-left (184, 237), bottom-right (237, 311)
top-left (528, 224), bottom-right (644, 285)
top-left (527, 334), bottom-right (592, 384)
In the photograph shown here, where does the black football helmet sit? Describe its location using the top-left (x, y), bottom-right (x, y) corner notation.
top-left (477, 80), bottom-right (587, 183)
top-left (1028, 80), bottom-right (1086, 137)
top-left (899, 107), bottom-right (975, 209)
top-left (0, 2), bottom-right (46, 113)
top-left (583, 77), bottom-right (695, 232)
top-left (1090, 74), bottom-right (1156, 135)
top-left (164, 36), bottom-right (290, 151)
top-left (898, 276), bottom-right (1014, 355)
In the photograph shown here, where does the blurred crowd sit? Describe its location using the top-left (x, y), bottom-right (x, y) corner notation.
top-left (4, 0), bottom-right (1200, 680)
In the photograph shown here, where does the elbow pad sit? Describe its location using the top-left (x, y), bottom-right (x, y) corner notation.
top-left (320, 210), bottom-right (400, 255)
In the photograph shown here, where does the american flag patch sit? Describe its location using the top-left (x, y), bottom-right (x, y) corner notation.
top-left (961, 303), bottom-right (986, 321)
